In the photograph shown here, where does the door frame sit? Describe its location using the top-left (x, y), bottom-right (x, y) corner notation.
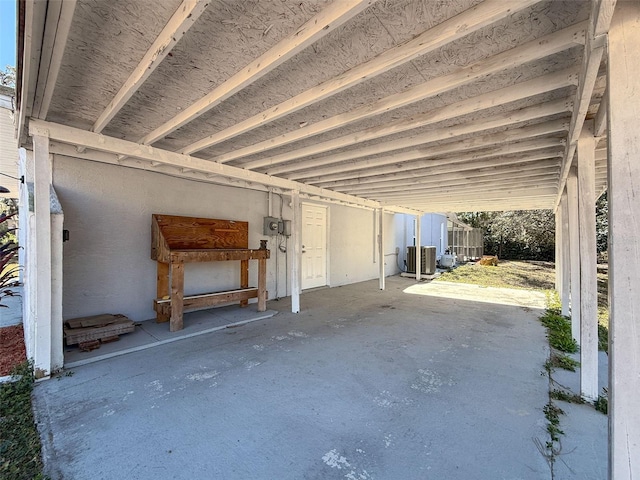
top-left (301, 202), bottom-right (329, 290)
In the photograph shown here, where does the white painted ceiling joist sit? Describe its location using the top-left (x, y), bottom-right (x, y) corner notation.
top-left (92, 0), bottom-right (211, 133)
top-left (335, 162), bottom-right (561, 194)
top-left (245, 68), bottom-right (578, 172)
top-left (208, 22), bottom-right (587, 164)
top-left (179, 0), bottom-right (541, 156)
top-left (268, 101), bottom-right (572, 177)
top-left (291, 123), bottom-right (567, 182)
top-left (357, 173), bottom-right (560, 198)
top-left (31, 0), bottom-right (77, 120)
top-left (316, 152), bottom-right (562, 191)
top-left (139, 0), bottom-right (377, 147)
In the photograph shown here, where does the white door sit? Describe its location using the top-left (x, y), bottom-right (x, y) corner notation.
top-left (301, 203), bottom-right (327, 290)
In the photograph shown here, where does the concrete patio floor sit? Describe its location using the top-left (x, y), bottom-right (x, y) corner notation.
top-left (34, 276), bottom-right (604, 479)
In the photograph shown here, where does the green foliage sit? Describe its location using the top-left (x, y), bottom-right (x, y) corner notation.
top-left (0, 66), bottom-right (16, 88)
top-left (598, 323), bottom-right (608, 353)
top-left (596, 192), bottom-right (608, 254)
top-left (545, 290), bottom-right (562, 315)
top-left (543, 402), bottom-right (565, 442)
top-left (549, 389), bottom-right (585, 404)
top-left (0, 200), bottom-right (20, 306)
top-left (0, 361), bottom-right (48, 480)
top-left (540, 311), bottom-right (579, 354)
top-left (458, 210), bottom-right (556, 261)
top-left (594, 388), bottom-right (608, 415)
top-left (544, 353), bottom-right (580, 373)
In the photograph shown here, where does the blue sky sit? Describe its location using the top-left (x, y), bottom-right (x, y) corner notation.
top-left (0, 0), bottom-right (16, 68)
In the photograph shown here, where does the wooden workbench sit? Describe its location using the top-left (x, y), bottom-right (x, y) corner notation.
top-left (151, 214), bottom-right (270, 332)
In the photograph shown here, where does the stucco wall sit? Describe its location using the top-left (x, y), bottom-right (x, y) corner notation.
top-left (328, 205), bottom-right (400, 287)
top-left (52, 155), bottom-right (402, 321)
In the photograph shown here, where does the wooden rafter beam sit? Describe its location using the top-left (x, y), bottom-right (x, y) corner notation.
top-left (554, 0), bottom-right (616, 210)
top-left (207, 22), bottom-right (586, 164)
top-left (403, 191), bottom-right (557, 203)
top-left (92, 0), bottom-right (211, 133)
top-left (291, 122), bottom-right (567, 182)
top-left (32, 0), bottom-right (77, 119)
top-left (318, 152), bottom-right (561, 190)
top-left (352, 172), bottom-right (559, 197)
top-left (371, 182), bottom-right (558, 201)
top-left (308, 151), bottom-right (563, 190)
top-left (246, 68), bottom-right (578, 173)
top-left (275, 99), bottom-right (571, 178)
top-left (138, 0), bottom-right (377, 146)
top-left (179, 0), bottom-right (541, 156)
top-left (334, 161), bottom-right (560, 193)
top-left (29, 120), bottom-right (382, 210)
top-left (413, 198), bottom-right (557, 212)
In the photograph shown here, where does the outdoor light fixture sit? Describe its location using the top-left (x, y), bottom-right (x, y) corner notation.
top-left (0, 186), bottom-right (9, 194)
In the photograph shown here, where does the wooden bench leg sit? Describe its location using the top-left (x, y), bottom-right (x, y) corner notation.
top-left (170, 261), bottom-right (184, 332)
top-left (240, 259), bottom-right (249, 307)
top-left (258, 258), bottom-right (267, 312)
top-left (156, 262), bottom-right (170, 323)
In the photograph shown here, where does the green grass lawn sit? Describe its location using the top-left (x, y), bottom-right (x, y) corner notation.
top-left (436, 260), bottom-right (556, 290)
top-left (436, 260), bottom-right (609, 351)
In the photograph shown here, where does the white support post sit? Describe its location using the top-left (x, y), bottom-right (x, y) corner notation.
top-left (555, 209), bottom-right (561, 291)
top-left (560, 189), bottom-right (571, 317)
top-left (32, 134), bottom-right (52, 378)
top-left (566, 168), bottom-right (581, 344)
top-left (379, 208), bottom-right (385, 290)
top-left (415, 215), bottom-right (421, 281)
top-left (577, 124), bottom-right (598, 402)
top-left (608, 3), bottom-right (640, 477)
top-left (290, 191), bottom-right (302, 313)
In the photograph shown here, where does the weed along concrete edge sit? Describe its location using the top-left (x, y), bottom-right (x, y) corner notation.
top-left (538, 299), bottom-right (608, 479)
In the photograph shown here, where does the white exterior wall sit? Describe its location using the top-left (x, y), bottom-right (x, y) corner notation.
top-left (53, 156), bottom-right (402, 321)
top-left (396, 213), bottom-right (448, 270)
top-left (0, 93), bottom-right (19, 197)
top-left (328, 205), bottom-right (400, 287)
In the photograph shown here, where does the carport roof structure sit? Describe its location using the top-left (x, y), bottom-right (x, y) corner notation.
top-left (16, 0), bottom-right (611, 213)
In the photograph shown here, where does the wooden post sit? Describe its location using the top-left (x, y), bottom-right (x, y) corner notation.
top-left (291, 191), bottom-right (301, 313)
top-left (566, 167), bottom-right (581, 344)
top-left (257, 258), bottom-right (267, 312)
top-left (156, 262), bottom-right (170, 322)
top-left (170, 261), bottom-right (184, 332)
top-left (577, 124), bottom-right (598, 401)
top-left (240, 259), bottom-right (249, 307)
top-left (608, 3), bottom-right (640, 477)
top-left (32, 134), bottom-right (52, 378)
top-left (379, 207), bottom-right (385, 290)
top-left (560, 190), bottom-right (571, 317)
top-left (415, 214), bottom-right (421, 281)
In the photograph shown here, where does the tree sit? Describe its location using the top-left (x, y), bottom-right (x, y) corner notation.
top-left (0, 66), bottom-right (16, 88)
top-left (457, 210), bottom-right (556, 260)
top-left (595, 191), bottom-right (608, 254)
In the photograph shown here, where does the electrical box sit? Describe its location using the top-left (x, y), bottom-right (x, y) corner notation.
top-left (280, 220), bottom-right (291, 236)
top-left (263, 216), bottom-right (279, 236)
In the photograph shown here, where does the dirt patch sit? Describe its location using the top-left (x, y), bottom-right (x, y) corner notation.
top-left (0, 325), bottom-right (26, 376)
